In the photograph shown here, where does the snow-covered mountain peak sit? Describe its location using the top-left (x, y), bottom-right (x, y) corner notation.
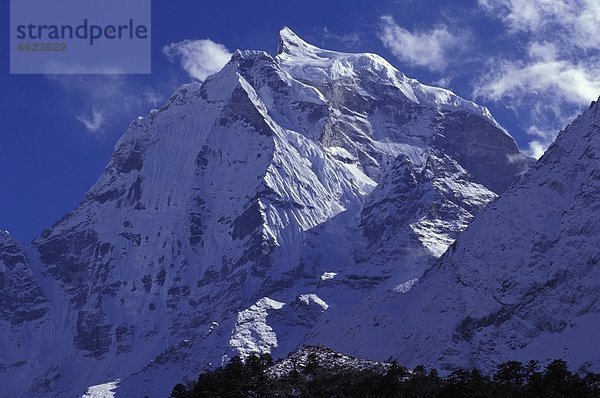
top-left (0, 27), bottom-right (531, 397)
top-left (277, 26), bottom-right (320, 58)
top-left (275, 28), bottom-right (504, 132)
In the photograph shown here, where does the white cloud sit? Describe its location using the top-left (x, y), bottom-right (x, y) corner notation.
top-left (163, 39), bottom-right (232, 81)
top-left (76, 109), bottom-right (105, 133)
top-left (478, 0), bottom-right (546, 32)
top-left (525, 125), bottom-right (559, 159)
top-left (432, 76), bottom-right (452, 89)
top-left (478, 0), bottom-right (600, 50)
top-left (49, 75), bottom-right (173, 137)
top-left (378, 16), bottom-right (468, 72)
top-left (475, 58), bottom-right (600, 105)
top-left (475, 0), bottom-right (600, 158)
top-left (526, 141), bottom-right (546, 160)
top-left (322, 27), bottom-right (361, 46)
top-left (475, 56), bottom-right (600, 158)
top-left (49, 39), bottom-right (231, 137)
top-left (527, 41), bottom-right (559, 61)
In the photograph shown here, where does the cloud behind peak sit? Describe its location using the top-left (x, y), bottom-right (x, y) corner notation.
top-left (163, 39), bottom-right (232, 81)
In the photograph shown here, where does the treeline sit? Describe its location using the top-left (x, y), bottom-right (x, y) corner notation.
top-left (170, 352), bottom-right (600, 397)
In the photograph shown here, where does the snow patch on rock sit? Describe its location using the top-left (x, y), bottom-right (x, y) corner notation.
top-left (81, 379), bottom-right (121, 398)
top-left (228, 297), bottom-right (286, 357)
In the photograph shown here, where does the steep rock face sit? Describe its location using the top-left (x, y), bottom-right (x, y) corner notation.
top-left (0, 231), bottom-right (48, 325)
top-left (2, 28), bottom-right (527, 397)
top-left (359, 153), bottom-right (497, 266)
top-left (0, 231), bottom-right (49, 391)
top-left (309, 99), bottom-right (600, 373)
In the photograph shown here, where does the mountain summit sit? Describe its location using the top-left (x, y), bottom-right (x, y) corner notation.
top-left (0, 28), bottom-right (527, 397)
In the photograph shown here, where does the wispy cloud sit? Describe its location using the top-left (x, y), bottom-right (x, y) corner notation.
top-left (50, 38), bottom-right (230, 137)
top-left (163, 39), bottom-right (232, 81)
top-left (49, 75), bottom-right (172, 136)
top-left (478, 0), bottom-right (600, 50)
top-left (76, 109), bottom-right (105, 133)
top-left (322, 27), bottom-right (361, 46)
top-left (475, 0), bottom-right (600, 158)
top-left (378, 16), bottom-right (469, 72)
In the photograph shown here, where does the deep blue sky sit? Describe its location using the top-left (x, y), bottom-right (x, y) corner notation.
top-left (1, 0), bottom-right (597, 241)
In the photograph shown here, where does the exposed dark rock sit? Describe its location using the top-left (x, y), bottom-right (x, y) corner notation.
top-left (126, 176), bottom-right (143, 205)
top-left (115, 324), bottom-right (134, 355)
top-left (232, 202), bottom-right (263, 240)
top-left (88, 188), bottom-right (125, 204)
top-left (115, 143), bottom-right (144, 174)
top-left (73, 310), bottom-right (112, 359)
top-left (119, 232), bottom-right (141, 247)
top-left (195, 146), bottom-right (210, 169)
top-left (141, 275), bottom-right (152, 292)
top-left (156, 269), bottom-right (167, 287)
top-left (189, 213), bottom-right (204, 247)
top-left (430, 111), bottom-right (529, 194)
